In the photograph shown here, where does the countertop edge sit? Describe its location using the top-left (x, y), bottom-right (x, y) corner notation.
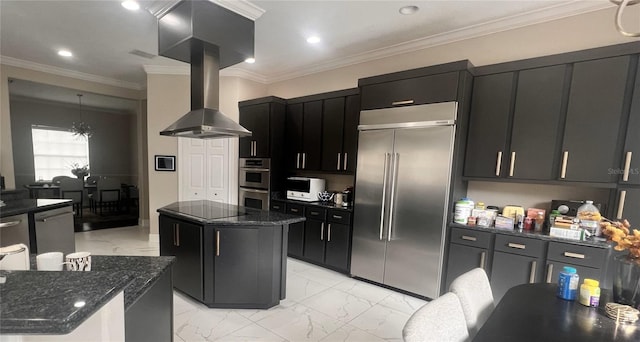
top-left (157, 208), bottom-right (306, 225)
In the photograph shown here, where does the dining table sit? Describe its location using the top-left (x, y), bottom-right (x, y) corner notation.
top-left (24, 183), bottom-right (96, 199)
top-left (473, 283), bottom-right (640, 342)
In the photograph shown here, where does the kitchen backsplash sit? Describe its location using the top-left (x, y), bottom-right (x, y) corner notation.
top-left (466, 181), bottom-right (611, 212)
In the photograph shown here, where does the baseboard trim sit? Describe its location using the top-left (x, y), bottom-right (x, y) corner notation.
top-left (139, 218), bottom-right (150, 227)
top-left (148, 233), bottom-right (159, 243)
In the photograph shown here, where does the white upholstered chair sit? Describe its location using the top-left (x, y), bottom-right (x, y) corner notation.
top-left (449, 267), bottom-right (495, 338)
top-left (402, 292), bottom-right (470, 342)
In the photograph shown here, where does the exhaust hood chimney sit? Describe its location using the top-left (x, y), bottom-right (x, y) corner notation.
top-left (158, 0), bottom-right (253, 139)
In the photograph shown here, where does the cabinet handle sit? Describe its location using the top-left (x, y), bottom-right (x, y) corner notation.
top-left (388, 153), bottom-right (399, 242)
top-left (391, 100), bottom-right (414, 106)
top-left (328, 223), bottom-right (332, 242)
top-left (617, 190), bottom-right (627, 219)
top-left (332, 215), bottom-right (343, 219)
top-left (529, 261), bottom-right (537, 283)
top-left (509, 152), bottom-right (516, 177)
top-left (495, 151), bottom-right (503, 176)
top-left (0, 220), bottom-right (21, 228)
top-left (560, 151), bottom-right (569, 179)
top-left (379, 153), bottom-right (390, 241)
top-left (250, 141), bottom-right (254, 156)
top-left (311, 211), bottom-right (319, 216)
top-left (623, 151), bottom-right (633, 182)
top-left (461, 235), bottom-right (477, 241)
top-left (176, 224), bottom-right (180, 247)
top-left (172, 223), bottom-right (176, 246)
top-left (320, 222), bottom-right (324, 241)
top-left (508, 242), bottom-right (526, 249)
top-left (343, 153), bottom-right (348, 170)
top-left (563, 252), bottom-right (585, 259)
top-left (291, 208), bottom-right (299, 213)
top-left (302, 153), bottom-right (306, 169)
top-left (480, 251), bottom-right (486, 269)
top-left (546, 263), bottom-right (554, 283)
top-left (253, 141), bottom-right (257, 156)
top-left (273, 205), bottom-right (280, 210)
top-left (296, 153), bottom-right (300, 169)
top-left (216, 230), bottom-right (220, 256)
top-left (337, 153), bottom-right (341, 170)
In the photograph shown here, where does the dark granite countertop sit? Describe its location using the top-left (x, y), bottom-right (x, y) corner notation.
top-left (0, 199), bottom-right (72, 218)
top-left (0, 270), bottom-right (132, 334)
top-left (272, 197), bottom-right (354, 212)
top-left (449, 222), bottom-right (612, 249)
top-left (2, 255), bottom-right (175, 335)
top-left (158, 200), bottom-right (305, 225)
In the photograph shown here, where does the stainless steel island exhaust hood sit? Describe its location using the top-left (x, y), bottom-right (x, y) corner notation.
top-left (158, 0), bottom-right (253, 139)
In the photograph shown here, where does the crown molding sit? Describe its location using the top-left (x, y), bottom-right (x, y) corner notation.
top-left (0, 55), bottom-right (143, 90)
top-left (146, 0), bottom-right (181, 18)
top-left (210, 0), bottom-right (265, 21)
top-left (220, 67), bottom-right (267, 84)
top-left (265, 1), bottom-right (613, 83)
top-left (143, 64), bottom-right (190, 75)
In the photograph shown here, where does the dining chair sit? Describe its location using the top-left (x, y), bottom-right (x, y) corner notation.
top-left (59, 178), bottom-right (84, 217)
top-left (403, 292), bottom-right (470, 342)
top-left (51, 175), bottom-right (72, 185)
top-left (89, 177), bottom-right (121, 215)
top-left (85, 175), bottom-right (99, 186)
top-left (449, 268), bottom-right (495, 338)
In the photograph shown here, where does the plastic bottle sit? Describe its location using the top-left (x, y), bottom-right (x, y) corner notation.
top-left (579, 279), bottom-right (601, 307)
top-left (557, 266), bottom-right (580, 301)
top-left (577, 200), bottom-right (602, 238)
top-left (534, 211), bottom-right (545, 232)
top-left (454, 198), bottom-right (475, 225)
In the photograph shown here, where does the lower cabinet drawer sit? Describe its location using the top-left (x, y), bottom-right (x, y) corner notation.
top-left (546, 241), bottom-right (607, 268)
top-left (494, 234), bottom-right (545, 258)
top-left (327, 210), bottom-right (351, 225)
top-left (286, 203), bottom-right (304, 216)
top-left (450, 227), bottom-right (492, 249)
top-left (270, 201), bottom-right (285, 213)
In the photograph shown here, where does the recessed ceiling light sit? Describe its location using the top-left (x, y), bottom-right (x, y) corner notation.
top-left (121, 0), bottom-right (140, 11)
top-left (306, 36), bottom-right (321, 44)
top-left (244, 57), bottom-right (255, 64)
top-left (58, 49), bottom-right (73, 57)
top-left (399, 5), bottom-right (419, 15)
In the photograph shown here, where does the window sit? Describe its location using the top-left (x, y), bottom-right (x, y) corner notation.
top-left (31, 126), bottom-right (89, 181)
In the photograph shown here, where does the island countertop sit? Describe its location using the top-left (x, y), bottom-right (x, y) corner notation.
top-left (1, 255), bottom-right (175, 335)
top-left (0, 199), bottom-right (72, 218)
top-left (158, 200), bottom-right (306, 225)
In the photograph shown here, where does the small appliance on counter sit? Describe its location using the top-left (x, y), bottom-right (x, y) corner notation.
top-left (286, 177), bottom-right (326, 202)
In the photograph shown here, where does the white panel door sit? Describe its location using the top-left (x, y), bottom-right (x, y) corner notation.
top-left (179, 138), bottom-right (229, 203)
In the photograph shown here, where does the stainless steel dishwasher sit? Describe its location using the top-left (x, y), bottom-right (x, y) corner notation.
top-left (34, 206), bottom-right (75, 254)
top-left (0, 213), bottom-right (30, 248)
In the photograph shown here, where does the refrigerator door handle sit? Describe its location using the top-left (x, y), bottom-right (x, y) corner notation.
top-left (388, 153), bottom-right (399, 241)
top-left (379, 153), bottom-right (390, 240)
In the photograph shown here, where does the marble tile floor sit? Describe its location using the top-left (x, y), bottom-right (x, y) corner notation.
top-left (75, 226), bottom-right (427, 341)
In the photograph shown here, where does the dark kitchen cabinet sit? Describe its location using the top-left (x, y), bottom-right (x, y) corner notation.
top-left (342, 95), bottom-right (360, 173)
top-left (490, 234), bottom-right (545, 303)
top-left (360, 72), bottom-right (459, 110)
top-left (270, 200), bottom-right (285, 213)
top-left (239, 97), bottom-right (286, 158)
top-left (444, 227), bottom-right (493, 292)
top-left (559, 55), bottom-right (632, 183)
top-left (508, 65), bottom-right (567, 180)
top-left (159, 216), bottom-right (204, 301)
top-left (303, 210), bottom-right (326, 263)
top-left (286, 203), bottom-right (305, 258)
top-left (463, 72), bottom-right (515, 178)
top-left (321, 95), bottom-right (360, 173)
top-left (285, 101), bottom-right (323, 171)
top-left (621, 60), bottom-right (640, 185)
top-left (544, 241), bottom-right (608, 287)
top-left (615, 188), bottom-right (640, 227)
top-left (324, 210), bottom-right (352, 271)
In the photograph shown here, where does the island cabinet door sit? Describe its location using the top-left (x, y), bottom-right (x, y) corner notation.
top-left (211, 227), bottom-right (262, 305)
top-left (159, 216), bottom-right (204, 301)
top-left (303, 218), bottom-right (326, 264)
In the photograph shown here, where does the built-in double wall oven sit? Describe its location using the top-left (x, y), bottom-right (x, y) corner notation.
top-left (238, 158), bottom-right (271, 210)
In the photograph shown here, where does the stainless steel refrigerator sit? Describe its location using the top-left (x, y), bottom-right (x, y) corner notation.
top-left (351, 102), bottom-right (458, 299)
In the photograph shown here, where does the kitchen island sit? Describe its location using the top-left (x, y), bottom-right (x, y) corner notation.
top-left (158, 200), bottom-right (305, 309)
top-left (0, 255), bottom-right (175, 341)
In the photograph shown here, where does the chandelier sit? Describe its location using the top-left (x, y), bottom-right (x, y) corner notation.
top-left (611, 0), bottom-right (640, 37)
top-left (71, 94), bottom-right (93, 138)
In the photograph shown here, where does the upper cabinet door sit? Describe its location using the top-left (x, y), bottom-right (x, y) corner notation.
top-left (239, 103), bottom-right (270, 158)
top-left (302, 100), bottom-right (323, 171)
top-left (463, 72), bottom-right (515, 178)
top-left (560, 56), bottom-right (632, 183)
top-left (342, 95), bottom-right (360, 173)
top-left (360, 72), bottom-right (459, 110)
top-left (285, 103), bottom-right (304, 170)
top-left (508, 65), bottom-right (567, 180)
top-left (621, 59), bottom-right (640, 185)
top-left (321, 97), bottom-right (345, 172)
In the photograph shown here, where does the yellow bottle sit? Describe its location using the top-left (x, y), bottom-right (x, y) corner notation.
top-left (579, 279), bottom-right (600, 307)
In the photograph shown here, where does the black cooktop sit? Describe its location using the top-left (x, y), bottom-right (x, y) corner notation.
top-left (161, 200), bottom-right (246, 220)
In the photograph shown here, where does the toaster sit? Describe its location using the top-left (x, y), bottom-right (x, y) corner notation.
top-left (502, 205), bottom-right (525, 221)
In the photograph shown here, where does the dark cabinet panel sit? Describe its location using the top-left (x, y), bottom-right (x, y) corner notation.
top-left (302, 101), bottom-right (323, 170)
top-left (324, 222), bottom-right (350, 271)
top-left (286, 203), bottom-right (305, 258)
top-left (214, 227), bottom-right (260, 304)
top-left (322, 97), bottom-right (345, 172)
top-left (560, 56), bottom-right (632, 182)
top-left (239, 103), bottom-right (270, 158)
top-left (343, 95), bottom-right (360, 173)
top-left (159, 216), bottom-right (203, 301)
top-left (360, 72), bottom-right (459, 110)
top-left (491, 251), bottom-right (544, 303)
top-left (285, 103), bottom-right (304, 170)
top-left (270, 200), bottom-right (285, 213)
top-left (621, 60), bottom-right (640, 185)
top-left (303, 218), bottom-right (325, 263)
top-left (615, 188), bottom-right (640, 226)
top-left (509, 65), bottom-right (567, 180)
top-left (444, 243), bottom-right (491, 292)
top-left (463, 72), bottom-right (515, 178)
top-left (545, 262), bottom-right (601, 286)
